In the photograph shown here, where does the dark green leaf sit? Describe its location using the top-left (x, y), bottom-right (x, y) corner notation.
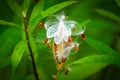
top-left (95, 9), bottom-right (120, 23)
top-left (0, 28), bottom-right (21, 58)
top-left (25, 74), bottom-right (35, 80)
top-left (0, 56), bottom-right (11, 69)
top-left (0, 20), bottom-right (20, 27)
top-left (12, 40), bottom-right (27, 72)
top-left (29, 1), bottom-right (78, 33)
top-left (85, 36), bottom-right (120, 56)
top-left (7, 0), bottom-right (22, 19)
top-left (116, 0), bottom-right (120, 8)
top-left (34, 27), bottom-right (46, 43)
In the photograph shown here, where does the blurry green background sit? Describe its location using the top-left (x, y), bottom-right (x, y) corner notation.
top-left (0, 0), bottom-right (120, 80)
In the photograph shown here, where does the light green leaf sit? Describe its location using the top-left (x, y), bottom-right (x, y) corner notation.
top-left (57, 63), bottom-right (108, 80)
top-left (85, 36), bottom-right (120, 56)
top-left (22, 0), bottom-right (31, 13)
top-left (79, 19), bottom-right (91, 27)
top-left (116, 0), bottom-right (120, 8)
top-left (29, 0), bottom-right (45, 22)
top-left (7, 0), bottom-right (22, 19)
top-left (58, 55), bottom-right (120, 79)
top-left (95, 9), bottom-right (120, 23)
top-left (0, 20), bottom-right (20, 27)
top-left (29, 1), bottom-right (78, 33)
top-left (12, 40), bottom-right (28, 72)
top-left (68, 55), bottom-right (120, 67)
top-left (0, 56), bottom-right (11, 69)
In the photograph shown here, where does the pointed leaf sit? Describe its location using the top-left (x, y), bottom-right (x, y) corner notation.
top-left (58, 63), bottom-right (108, 80)
top-left (29, 0), bottom-right (45, 22)
top-left (58, 54), bottom-right (120, 80)
top-left (22, 0), bottom-right (31, 13)
top-left (85, 36), bottom-right (120, 56)
top-left (12, 40), bottom-right (27, 72)
top-left (7, 0), bottom-right (22, 19)
top-left (68, 55), bottom-right (120, 67)
top-left (29, 1), bottom-right (78, 33)
top-left (95, 9), bottom-right (120, 23)
top-left (0, 20), bottom-right (20, 27)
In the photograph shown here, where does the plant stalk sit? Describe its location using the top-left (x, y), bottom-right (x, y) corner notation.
top-left (23, 15), bottom-right (39, 80)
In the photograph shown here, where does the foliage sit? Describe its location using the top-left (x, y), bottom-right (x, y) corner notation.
top-left (0, 0), bottom-right (120, 80)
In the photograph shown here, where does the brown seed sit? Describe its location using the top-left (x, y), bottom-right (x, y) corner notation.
top-left (62, 57), bottom-right (67, 63)
top-left (44, 38), bottom-right (48, 44)
top-left (65, 68), bottom-right (69, 75)
top-left (52, 75), bottom-right (57, 80)
top-left (68, 36), bottom-right (72, 42)
top-left (73, 27), bottom-right (76, 32)
top-left (38, 22), bottom-right (44, 27)
top-left (48, 42), bottom-right (51, 48)
top-left (82, 33), bottom-right (86, 40)
top-left (74, 46), bottom-right (79, 51)
top-left (65, 42), bottom-right (70, 46)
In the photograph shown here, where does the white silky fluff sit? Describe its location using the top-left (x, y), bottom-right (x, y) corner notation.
top-left (45, 14), bottom-right (76, 45)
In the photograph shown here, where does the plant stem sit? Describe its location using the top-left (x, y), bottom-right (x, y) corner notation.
top-left (23, 15), bottom-right (39, 80)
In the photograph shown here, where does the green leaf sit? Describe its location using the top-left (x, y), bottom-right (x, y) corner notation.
top-left (58, 55), bottom-right (120, 79)
top-left (59, 54), bottom-right (120, 80)
top-left (7, 0), bottom-right (22, 19)
top-left (25, 74), bottom-right (36, 80)
top-left (116, 0), bottom-right (120, 8)
top-left (57, 63), bottom-right (108, 80)
top-left (22, 0), bottom-right (31, 13)
top-left (0, 56), bottom-right (11, 69)
top-left (29, 1), bottom-right (78, 33)
top-left (29, 0), bottom-right (45, 22)
top-left (95, 9), bottom-right (120, 23)
top-left (34, 27), bottom-right (46, 43)
top-left (0, 20), bottom-right (20, 27)
top-left (29, 35), bottom-right (38, 61)
top-left (0, 28), bottom-right (21, 58)
top-left (68, 55), bottom-right (120, 67)
top-left (12, 40), bottom-right (28, 72)
top-left (79, 19), bottom-right (91, 26)
top-left (85, 36), bottom-right (120, 56)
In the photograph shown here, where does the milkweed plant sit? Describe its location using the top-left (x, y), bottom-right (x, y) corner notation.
top-left (0, 0), bottom-right (120, 80)
top-left (42, 13), bottom-right (86, 78)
